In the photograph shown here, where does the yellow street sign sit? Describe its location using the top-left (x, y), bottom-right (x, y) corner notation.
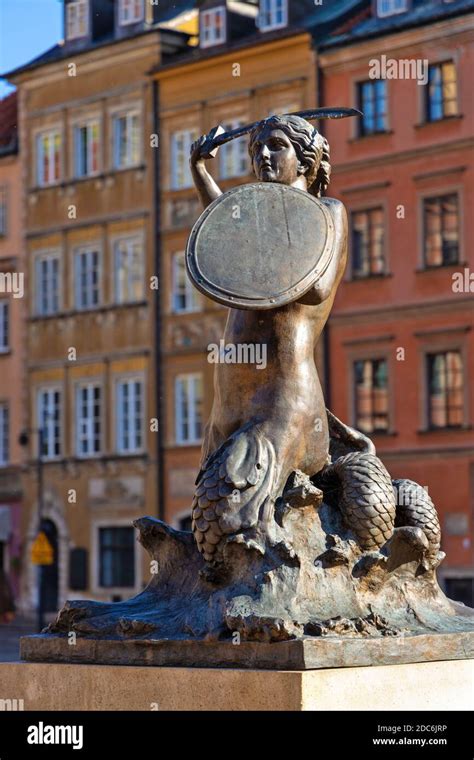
top-left (31, 531), bottom-right (54, 566)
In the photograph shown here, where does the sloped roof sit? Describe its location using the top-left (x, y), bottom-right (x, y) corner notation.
top-left (322, 0), bottom-right (474, 49)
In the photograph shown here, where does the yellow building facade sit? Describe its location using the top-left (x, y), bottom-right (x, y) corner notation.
top-left (8, 29), bottom-right (173, 613)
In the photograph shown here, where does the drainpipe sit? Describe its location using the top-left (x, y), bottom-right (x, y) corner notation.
top-left (152, 79), bottom-right (165, 522)
top-left (316, 45), bottom-right (331, 407)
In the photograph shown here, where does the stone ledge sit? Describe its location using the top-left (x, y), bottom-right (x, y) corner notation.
top-left (0, 659), bottom-right (472, 711)
top-left (20, 629), bottom-right (474, 670)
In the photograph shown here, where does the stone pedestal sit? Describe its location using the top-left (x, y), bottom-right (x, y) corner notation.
top-left (0, 659), bottom-right (472, 711)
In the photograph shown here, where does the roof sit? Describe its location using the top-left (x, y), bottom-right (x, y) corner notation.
top-left (150, 0), bottom-right (366, 72)
top-left (1, 25), bottom-right (189, 81)
top-left (322, 0), bottom-right (474, 49)
top-left (0, 92), bottom-right (18, 156)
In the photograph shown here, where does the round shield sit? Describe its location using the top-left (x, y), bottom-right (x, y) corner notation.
top-left (186, 182), bottom-right (335, 310)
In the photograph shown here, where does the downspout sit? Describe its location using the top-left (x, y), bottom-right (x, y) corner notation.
top-left (152, 78), bottom-right (165, 521)
top-left (316, 44), bottom-right (331, 408)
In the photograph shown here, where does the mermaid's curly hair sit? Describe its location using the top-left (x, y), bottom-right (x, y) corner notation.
top-left (248, 114), bottom-right (331, 198)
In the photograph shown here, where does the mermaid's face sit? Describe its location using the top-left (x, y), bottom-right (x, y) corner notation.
top-left (250, 125), bottom-right (302, 186)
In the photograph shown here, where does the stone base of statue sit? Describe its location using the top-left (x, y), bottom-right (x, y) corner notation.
top-left (1, 659), bottom-right (473, 710)
top-left (21, 485), bottom-right (474, 670)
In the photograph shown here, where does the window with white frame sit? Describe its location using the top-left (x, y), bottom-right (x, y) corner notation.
top-left (0, 404), bottom-right (8, 466)
top-left (36, 130), bottom-right (61, 186)
top-left (116, 378), bottom-right (143, 453)
top-left (219, 119), bottom-right (248, 179)
top-left (175, 374), bottom-right (203, 445)
top-left (119, 0), bottom-right (144, 25)
top-left (200, 7), bottom-right (226, 47)
top-left (0, 186), bottom-right (7, 236)
top-left (37, 388), bottom-right (61, 459)
top-left (114, 236), bottom-right (144, 304)
top-left (170, 129), bottom-right (198, 190)
top-left (35, 252), bottom-right (60, 316)
top-left (112, 111), bottom-right (140, 169)
top-left (75, 382), bottom-right (101, 456)
top-left (172, 252), bottom-right (200, 313)
top-left (74, 246), bottom-right (100, 310)
top-left (74, 120), bottom-right (100, 177)
top-left (376, 0), bottom-right (408, 17)
top-left (66, 0), bottom-right (88, 40)
top-left (259, 0), bottom-right (288, 31)
top-left (0, 302), bottom-right (8, 352)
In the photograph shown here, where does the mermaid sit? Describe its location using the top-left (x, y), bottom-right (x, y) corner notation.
top-left (188, 114), bottom-right (440, 576)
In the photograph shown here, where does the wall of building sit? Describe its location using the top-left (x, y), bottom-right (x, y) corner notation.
top-left (321, 13), bottom-right (474, 590)
top-left (0, 136), bottom-right (24, 603)
top-left (12, 34), bottom-right (163, 613)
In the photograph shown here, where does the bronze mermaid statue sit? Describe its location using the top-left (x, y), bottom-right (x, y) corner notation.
top-left (188, 114), bottom-right (441, 577)
top-left (38, 111), bottom-right (472, 661)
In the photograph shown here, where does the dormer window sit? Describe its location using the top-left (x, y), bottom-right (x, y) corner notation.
top-left (119, 0), bottom-right (145, 26)
top-left (376, 0), bottom-right (408, 18)
top-left (66, 0), bottom-right (88, 40)
top-left (259, 0), bottom-right (288, 32)
top-left (200, 7), bottom-right (226, 48)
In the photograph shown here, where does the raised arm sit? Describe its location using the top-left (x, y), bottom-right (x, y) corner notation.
top-left (190, 134), bottom-right (223, 210)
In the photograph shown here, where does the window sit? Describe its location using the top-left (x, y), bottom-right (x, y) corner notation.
top-left (175, 374), bottom-right (203, 444)
top-left (220, 119), bottom-right (248, 179)
top-left (35, 253), bottom-right (60, 316)
top-left (200, 7), bottom-right (226, 47)
top-left (114, 236), bottom-right (144, 304)
top-left (66, 0), bottom-right (88, 40)
top-left (116, 379), bottom-right (143, 453)
top-left (37, 388), bottom-right (61, 460)
top-left (259, 0), bottom-right (288, 31)
top-left (99, 527), bottom-right (135, 587)
top-left (75, 383), bottom-right (102, 456)
top-left (119, 0), bottom-right (144, 25)
top-left (357, 81), bottom-right (387, 136)
top-left (171, 129), bottom-right (198, 190)
top-left (74, 247), bottom-right (100, 309)
top-left (426, 62), bottom-right (457, 122)
top-left (36, 130), bottom-right (61, 186)
top-left (0, 404), bottom-right (8, 466)
top-left (172, 252), bottom-right (200, 313)
top-left (0, 302), bottom-right (8, 352)
top-left (376, 0), bottom-right (408, 17)
top-left (351, 208), bottom-right (385, 278)
top-left (427, 351), bottom-right (463, 429)
top-left (423, 193), bottom-right (459, 267)
top-left (112, 112), bottom-right (140, 169)
top-left (354, 359), bottom-right (389, 434)
top-left (0, 187), bottom-right (7, 236)
top-left (74, 120), bottom-right (100, 177)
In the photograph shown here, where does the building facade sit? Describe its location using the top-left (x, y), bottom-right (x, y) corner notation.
top-left (320, 0), bottom-right (474, 604)
top-left (3, 0), bottom-right (472, 613)
top-left (0, 92), bottom-right (24, 610)
top-left (6, 0), bottom-right (188, 613)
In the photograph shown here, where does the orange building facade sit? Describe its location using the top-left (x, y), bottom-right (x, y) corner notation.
top-left (321, 7), bottom-right (474, 601)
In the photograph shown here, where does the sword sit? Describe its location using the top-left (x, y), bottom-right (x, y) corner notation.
top-left (200, 107), bottom-right (362, 158)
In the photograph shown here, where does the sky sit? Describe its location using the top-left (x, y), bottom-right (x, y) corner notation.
top-left (0, 0), bottom-right (63, 98)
